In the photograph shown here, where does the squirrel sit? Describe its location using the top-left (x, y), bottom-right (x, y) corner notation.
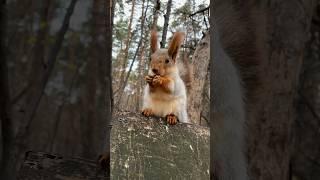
top-left (141, 29), bottom-right (189, 125)
top-left (212, 1), bottom-right (265, 180)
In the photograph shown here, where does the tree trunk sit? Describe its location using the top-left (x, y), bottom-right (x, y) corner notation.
top-left (187, 32), bottom-right (209, 125)
top-left (245, 1), bottom-right (316, 179)
top-left (116, 0), bottom-right (148, 109)
top-left (115, 37), bottom-right (143, 109)
top-left (99, 0), bottom-right (114, 172)
top-left (2, 0), bottom-right (53, 179)
top-left (292, 2), bottom-right (320, 179)
top-left (136, 35), bottom-right (148, 112)
top-left (1, 1), bottom-right (78, 179)
top-left (0, 1), bottom-right (14, 178)
top-left (151, 0), bottom-right (161, 29)
top-left (160, 0), bottom-right (172, 48)
top-left (117, 0), bottom-right (136, 96)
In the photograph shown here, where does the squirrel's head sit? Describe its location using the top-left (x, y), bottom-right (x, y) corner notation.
top-left (149, 30), bottom-right (185, 76)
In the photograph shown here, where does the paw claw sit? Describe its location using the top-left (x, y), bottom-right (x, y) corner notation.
top-left (166, 114), bottom-right (178, 125)
top-left (142, 108), bottom-right (153, 117)
top-left (145, 75), bottom-right (154, 84)
top-left (152, 75), bottom-right (162, 86)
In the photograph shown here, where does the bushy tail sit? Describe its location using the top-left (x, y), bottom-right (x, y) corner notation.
top-left (215, 0), bottom-right (266, 104)
top-left (178, 52), bottom-right (193, 93)
top-left (212, 1), bottom-right (266, 179)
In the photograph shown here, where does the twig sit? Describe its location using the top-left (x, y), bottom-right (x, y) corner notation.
top-left (189, 6), bottom-right (209, 18)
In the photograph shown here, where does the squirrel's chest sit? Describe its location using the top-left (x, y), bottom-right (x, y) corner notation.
top-left (149, 88), bottom-right (175, 101)
top-left (148, 91), bottom-right (180, 116)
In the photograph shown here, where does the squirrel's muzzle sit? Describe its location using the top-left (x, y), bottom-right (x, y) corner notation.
top-left (152, 69), bottom-right (159, 74)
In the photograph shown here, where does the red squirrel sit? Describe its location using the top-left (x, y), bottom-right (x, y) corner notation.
top-left (141, 30), bottom-right (189, 125)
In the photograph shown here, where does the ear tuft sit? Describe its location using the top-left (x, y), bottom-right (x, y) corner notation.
top-left (168, 32), bottom-right (185, 61)
top-left (151, 30), bottom-right (158, 53)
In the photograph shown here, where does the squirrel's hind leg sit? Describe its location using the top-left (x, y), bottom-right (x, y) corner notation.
top-left (142, 108), bottom-right (153, 117)
top-left (166, 113), bottom-right (178, 125)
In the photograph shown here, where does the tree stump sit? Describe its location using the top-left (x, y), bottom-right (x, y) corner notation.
top-left (111, 112), bottom-right (210, 179)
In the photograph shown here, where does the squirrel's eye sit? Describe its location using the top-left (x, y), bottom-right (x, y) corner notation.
top-left (165, 59), bottom-right (169, 63)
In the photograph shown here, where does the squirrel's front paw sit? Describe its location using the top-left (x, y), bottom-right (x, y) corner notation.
top-left (145, 75), bottom-right (154, 84)
top-left (166, 114), bottom-right (178, 125)
top-left (152, 75), bottom-right (163, 86)
top-left (142, 108), bottom-right (153, 117)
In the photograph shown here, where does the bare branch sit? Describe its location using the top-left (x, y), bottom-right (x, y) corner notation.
top-left (189, 6), bottom-right (209, 18)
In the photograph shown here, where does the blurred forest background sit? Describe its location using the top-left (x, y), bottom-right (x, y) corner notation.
top-left (1, 0), bottom-right (113, 179)
top-left (0, 0), bottom-right (320, 180)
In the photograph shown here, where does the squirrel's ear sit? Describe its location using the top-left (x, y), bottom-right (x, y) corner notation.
top-left (151, 30), bottom-right (158, 53)
top-left (168, 32), bottom-right (185, 62)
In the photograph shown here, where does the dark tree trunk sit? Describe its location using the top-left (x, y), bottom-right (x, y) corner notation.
top-left (245, 1), bottom-right (316, 179)
top-left (151, 0), bottom-right (160, 29)
top-left (292, 2), bottom-right (320, 179)
top-left (213, 0), bottom-right (316, 179)
top-left (1, 0), bottom-right (53, 178)
top-left (160, 0), bottom-right (172, 48)
top-left (1, 1), bottom-right (78, 179)
top-left (100, 0), bottom-right (114, 171)
top-left (0, 0), bottom-right (14, 178)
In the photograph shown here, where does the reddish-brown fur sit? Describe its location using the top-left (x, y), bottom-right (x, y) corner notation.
top-left (151, 30), bottom-right (159, 53)
top-left (146, 75), bottom-right (173, 94)
top-left (168, 32), bottom-right (185, 62)
top-left (142, 29), bottom-right (188, 125)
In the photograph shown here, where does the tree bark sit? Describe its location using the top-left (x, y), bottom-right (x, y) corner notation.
top-left (292, 2), bottom-right (320, 179)
top-left (187, 32), bottom-right (209, 125)
top-left (136, 39), bottom-right (146, 111)
top-left (108, 0), bottom-right (115, 114)
top-left (245, 1), bottom-right (316, 179)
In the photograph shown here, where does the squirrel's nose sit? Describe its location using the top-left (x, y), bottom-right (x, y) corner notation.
top-left (152, 69), bottom-right (158, 74)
